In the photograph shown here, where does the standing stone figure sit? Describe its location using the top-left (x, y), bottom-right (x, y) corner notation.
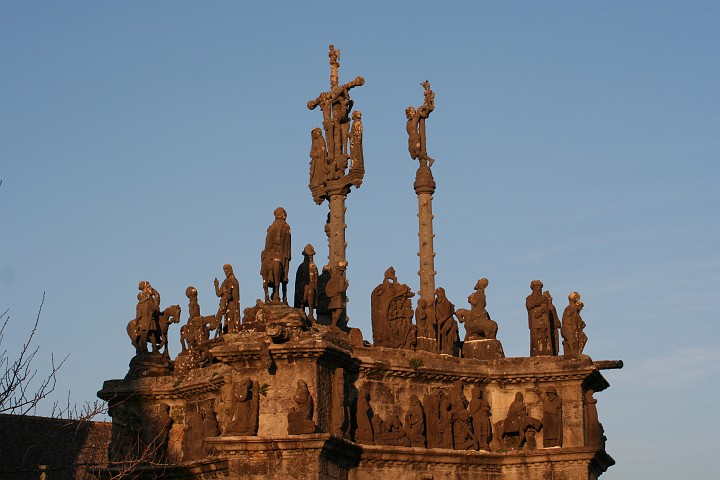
top-left (406, 80), bottom-right (435, 167)
top-left (294, 244), bottom-right (319, 320)
top-left (234, 378), bottom-right (260, 436)
top-left (405, 394), bottom-right (426, 447)
top-left (415, 297), bottom-right (437, 353)
top-left (561, 291), bottom-right (588, 355)
top-left (526, 280), bottom-right (551, 356)
top-left (542, 387), bottom-right (563, 447)
top-left (200, 401), bottom-right (219, 457)
top-left (355, 387), bottom-right (374, 445)
top-left (214, 263), bottom-right (240, 334)
top-left (544, 291), bottom-right (561, 355)
top-left (309, 128), bottom-right (328, 204)
top-left (435, 288), bottom-right (459, 356)
top-left (437, 390), bottom-right (454, 449)
top-left (215, 375), bottom-right (236, 436)
top-left (468, 386), bottom-right (492, 451)
top-left (347, 110), bottom-right (364, 188)
top-left (261, 207), bottom-right (291, 303)
top-left (183, 403), bottom-right (205, 460)
top-left (325, 261), bottom-right (349, 328)
top-left (331, 368), bottom-right (347, 437)
top-left (371, 267), bottom-right (417, 349)
top-left (287, 380), bottom-right (315, 435)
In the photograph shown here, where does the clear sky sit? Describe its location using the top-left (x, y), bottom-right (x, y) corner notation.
top-left (1, 2), bottom-right (718, 478)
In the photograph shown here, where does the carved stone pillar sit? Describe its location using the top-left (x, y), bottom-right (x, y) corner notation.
top-left (327, 191), bottom-right (349, 266)
top-left (414, 164), bottom-right (437, 303)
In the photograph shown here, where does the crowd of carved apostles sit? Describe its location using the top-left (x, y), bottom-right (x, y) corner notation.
top-left (108, 376), bottom-right (606, 463)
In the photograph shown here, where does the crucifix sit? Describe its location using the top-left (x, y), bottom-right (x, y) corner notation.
top-left (307, 45), bottom-right (365, 268)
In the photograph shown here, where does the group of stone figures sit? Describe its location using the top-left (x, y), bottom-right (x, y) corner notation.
top-left (126, 207), bottom-right (352, 358)
top-left (526, 280), bottom-right (588, 357)
top-left (308, 44), bottom-right (365, 204)
top-left (371, 272), bottom-right (588, 359)
top-left (371, 268), bottom-right (475, 356)
top-left (354, 384), bottom-right (564, 451)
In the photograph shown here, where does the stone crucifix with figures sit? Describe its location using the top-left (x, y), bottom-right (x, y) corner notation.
top-left (307, 45), bottom-right (365, 268)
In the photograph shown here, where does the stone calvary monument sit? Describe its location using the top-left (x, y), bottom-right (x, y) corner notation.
top-left (98, 46), bottom-right (621, 480)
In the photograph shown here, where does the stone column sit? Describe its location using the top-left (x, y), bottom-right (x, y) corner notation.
top-left (327, 187), bottom-right (350, 266)
top-left (414, 164), bottom-right (437, 302)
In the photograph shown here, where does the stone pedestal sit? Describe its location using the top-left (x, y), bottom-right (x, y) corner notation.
top-left (99, 308), bottom-right (618, 480)
top-left (462, 339), bottom-right (505, 360)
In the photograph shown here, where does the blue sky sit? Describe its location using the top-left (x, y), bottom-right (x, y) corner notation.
top-left (1, 2), bottom-right (718, 478)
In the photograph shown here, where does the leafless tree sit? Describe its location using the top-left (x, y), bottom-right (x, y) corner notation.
top-left (0, 292), bottom-right (68, 415)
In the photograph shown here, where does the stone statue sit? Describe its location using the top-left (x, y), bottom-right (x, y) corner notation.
top-left (325, 261), bottom-right (348, 328)
top-left (542, 387), bottom-right (563, 447)
top-left (545, 291), bottom-right (561, 355)
top-left (235, 378), bottom-right (260, 436)
top-left (309, 128), bottom-right (328, 204)
top-left (371, 267), bottom-right (417, 349)
top-left (347, 110), bottom-right (364, 188)
top-left (405, 394), bottom-right (426, 447)
top-left (561, 291), bottom-right (588, 355)
top-left (261, 207), bottom-right (291, 304)
top-left (457, 278), bottom-right (504, 359)
top-left (468, 386), bottom-right (492, 451)
top-left (375, 414), bottom-right (411, 447)
top-left (355, 387), bottom-right (374, 445)
top-left (180, 286), bottom-right (214, 353)
top-left (200, 401), bottom-right (219, 457)
top-left (437, 390), bottom-right (454, 449)
top-left (425, 389), bottom-right (453, 449)
top-left (215, 375), bottom-right (260, 436)
top-left (294, 244), bottom-right (319, 320)
top-left (415, 297), bottom-right (437, 353)
top-left (287, 380), bottom-right (315, 435)
top-left (183, 403), bottom-right (205, 460)
top-left (215, 375), bottom-right (235, 436)
top-left (497, 392), bottom-right (542, 449)
top-left (331, 368), bottom-right (347, 437)
top-left (435, 288), bottom-right (459, 356)
top-left (307, 45), bottom-right (365, 204)
top-left (526, 280), bottom-right (551, 356)
top-left (453, 410), bottom-right (479, 450)
top-left (214, 263), bottom-right (240, 334)
top-left (460, 278), bottom-right (498, 340)
top-left (406, 81), bottom-right (435, 168)
top-left (127, 281), bottom-right (180, 357)
top-left (584, 390), bottom-right (605, 448)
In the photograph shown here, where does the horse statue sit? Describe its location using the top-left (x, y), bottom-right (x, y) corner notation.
top-left (261, 250), bottom-right (285, 303)
top-left (456, 308), bottom-right (498, 341)
top-left (127, 304), bottom-right (181, 357)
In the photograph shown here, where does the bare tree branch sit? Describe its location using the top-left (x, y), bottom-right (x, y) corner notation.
top-left (0, 292), bottom-right (69, 414)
